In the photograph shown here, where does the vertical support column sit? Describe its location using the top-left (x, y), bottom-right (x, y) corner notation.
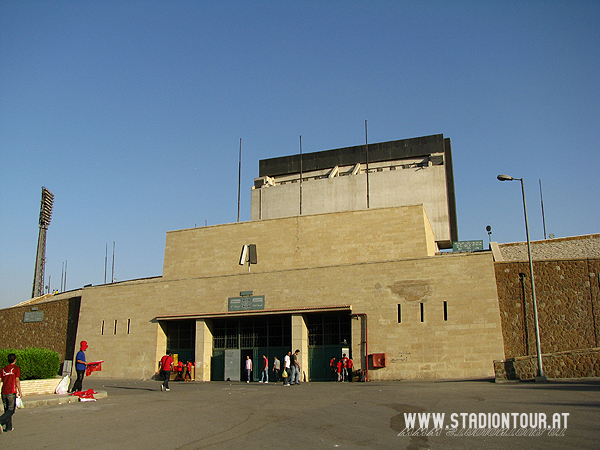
top-left (155, 322), bottom-right (167, 374)
top-left (291, 314), bottom-right (309, 381)
top-left (351, 316), bottom-right (363, 372)
top-left (195, 319), bottom-right (213, 381)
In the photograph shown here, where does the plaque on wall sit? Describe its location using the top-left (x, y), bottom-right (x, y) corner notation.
top-left (228, 295), bottom-right (265, 311)
top-left (23, 311), bottom-right (44, 323)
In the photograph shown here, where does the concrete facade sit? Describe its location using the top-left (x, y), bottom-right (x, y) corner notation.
top-left (53, 204), bottom-right (505, 381)
top-left (251, 134), bottom-right (458, 249)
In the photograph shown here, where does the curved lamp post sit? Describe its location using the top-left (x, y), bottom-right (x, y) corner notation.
top-left (497, 175), bottom-right (547, 382)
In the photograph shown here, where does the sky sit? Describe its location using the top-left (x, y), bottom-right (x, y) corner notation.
top-left (1, 0), bottom-right (599, 309)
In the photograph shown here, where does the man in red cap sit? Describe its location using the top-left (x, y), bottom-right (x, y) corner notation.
top-left (70, 341), bottom-right (88, 393)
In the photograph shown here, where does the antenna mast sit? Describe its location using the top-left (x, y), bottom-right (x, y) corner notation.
top-left (299, 135), bottom-right (303, 215)
top-left (237, 138), bottom-right (242, 222)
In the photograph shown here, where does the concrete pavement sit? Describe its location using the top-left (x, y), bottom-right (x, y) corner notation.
top-left (20, 389), bottom-right (108, 408)
top-left (4, 377), bottom-right (600, 449)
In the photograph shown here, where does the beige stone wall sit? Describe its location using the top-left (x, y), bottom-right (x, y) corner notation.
top-left (163, 205), bottom-right (435, 280)
top-left (60, 206), bottom-right (504, 381)
top-left (71, 249), bottom-right (504, 381)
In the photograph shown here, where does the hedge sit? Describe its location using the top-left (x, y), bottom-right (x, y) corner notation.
top-left (0, 347), bottom-right (61, 380)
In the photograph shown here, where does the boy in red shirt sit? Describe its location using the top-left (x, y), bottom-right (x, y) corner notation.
top-left (158, 350), bottom-right (174, 391)
top-left (1, 353), bottom-right (23, 433)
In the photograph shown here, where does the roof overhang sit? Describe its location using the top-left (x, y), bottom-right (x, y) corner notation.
top-left (155, 304), bottom-right (352, 321)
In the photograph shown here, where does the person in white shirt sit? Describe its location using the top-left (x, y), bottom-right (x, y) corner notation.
top-left (283, 351), bottom-right (291, 386)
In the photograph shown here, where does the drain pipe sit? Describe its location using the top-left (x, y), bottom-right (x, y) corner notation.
top-left (351, 313), bottom-right (368, 381)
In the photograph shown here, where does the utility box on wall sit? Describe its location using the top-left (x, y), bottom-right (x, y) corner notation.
top-left (370, 353), bottom-right (387, 368)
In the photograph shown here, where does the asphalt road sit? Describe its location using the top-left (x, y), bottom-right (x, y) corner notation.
top-left (3, 377), bottom-right (599, 449)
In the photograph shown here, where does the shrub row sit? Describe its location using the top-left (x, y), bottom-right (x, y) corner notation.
top-left (0, 347), bottom-right (60, 380)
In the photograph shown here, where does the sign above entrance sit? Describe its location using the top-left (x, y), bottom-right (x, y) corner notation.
top-left (228, 295), bottom-right (265, 311)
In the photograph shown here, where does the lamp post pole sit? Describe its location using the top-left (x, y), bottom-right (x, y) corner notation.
top-left (497, 175), bottom-right (547, 381)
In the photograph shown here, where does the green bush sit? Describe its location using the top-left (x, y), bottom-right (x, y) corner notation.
top-left (0, 347), bottom-right (60, 380)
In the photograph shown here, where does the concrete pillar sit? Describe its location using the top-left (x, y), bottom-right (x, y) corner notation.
top-left (195, 319), bottom-right (213, 381)
top-left (351, 315), bottom-right (364, 372)
top-left (291, 314), bottom-right (309, 381)
top-left (155, 322), bottom-right (167, 374)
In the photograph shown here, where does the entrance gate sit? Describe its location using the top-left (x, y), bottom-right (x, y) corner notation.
top-left (307, 313), bottom-right (351, 381)
top-left (211, 315), bottom-right (291, 381)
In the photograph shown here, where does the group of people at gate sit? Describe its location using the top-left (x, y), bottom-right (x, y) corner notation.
top-left (330, 353), bottom-right (354, 382)
top-left (245, 350), bottom-right (302, 385)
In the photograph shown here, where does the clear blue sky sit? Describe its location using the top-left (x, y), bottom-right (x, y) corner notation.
top-left (1, 1), bottom-right (599, 309)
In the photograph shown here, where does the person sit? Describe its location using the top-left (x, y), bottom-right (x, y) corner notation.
top-left (175, 360), bottom-right (184, 381)
top-left (159, 350), bottom-right (174, 391)
top-left (70, 341), bottom-right (88, 393)
top-left (259, 355), bottom-right (268, 383)
top-left (330, 356), bottom-right (337, 381)
top-left (272, 356), bottom-right (281, 383)
top-left (291, 349), bottom-right (301, 385)
top-left (347, 357), bottom-right (354, 382)
top-left (0, 353), bottom-right (23, 433)
top-left (245, 355), bottom-right (253, 383)
top-left (283, 351), bottom-right (291, 386)
top-left (341, 353), bottom-right (349, 382)
top-left (337, 359), bottom-right (343, 382)
top-left (185, 361), bottom-right (193, 381)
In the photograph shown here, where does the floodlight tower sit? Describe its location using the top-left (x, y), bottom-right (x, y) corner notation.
top-left (32, 187), bottom-right (54, 298)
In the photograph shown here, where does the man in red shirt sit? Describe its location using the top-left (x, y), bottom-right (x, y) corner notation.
top-left (158, 350), bottom-right (174, 392)
top-left (1, 353), bottom-right (23, 433)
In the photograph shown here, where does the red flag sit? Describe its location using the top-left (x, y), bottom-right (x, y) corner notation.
top-left (69, 388), bottom-right (96, 399)
top-left (85, 360), bottom-right (104, 376)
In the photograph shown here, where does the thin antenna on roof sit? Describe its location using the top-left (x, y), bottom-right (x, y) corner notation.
top-left (539, 179), bottom-right (547, 239)
top-left (237, 138), bottom-right (242, 222)
top-left (365, 120), bottom-right (370, 208)
top-left (111, 241), bottom-right (115, 283)
top-left (299, 135), bottom-right (303, 215)
top-left (104, 243), bottom-right (108, 284)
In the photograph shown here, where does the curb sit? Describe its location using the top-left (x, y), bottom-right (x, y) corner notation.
top-left (21, 390), bottom-right (108, 408)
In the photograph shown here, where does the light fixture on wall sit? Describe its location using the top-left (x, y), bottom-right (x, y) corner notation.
top-left (239, 244), bottom-right (257, 272)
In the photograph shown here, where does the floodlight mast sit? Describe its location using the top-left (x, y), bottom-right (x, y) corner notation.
top-left (32, 187), bottom-right (54, 298)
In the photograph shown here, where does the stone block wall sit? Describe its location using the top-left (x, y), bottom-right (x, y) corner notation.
top-left (0, 296), bottom-right (81, 364)
top-left (494, 257), bottom-right (600, 378)
top-left (494, 348), bottom-right (600, 381)
top-left (498, 234), bottom-right (600, 261)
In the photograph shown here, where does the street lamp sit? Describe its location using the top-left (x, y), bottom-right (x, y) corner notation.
top-left (497, 174), bottom-right (547, 381)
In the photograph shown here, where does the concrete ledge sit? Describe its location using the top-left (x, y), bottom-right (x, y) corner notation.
top-left (22, 390), bottom-right (107, 408)
top-left (494, 347), bottom-right (600, 381)
top-left (20, 377), bottom-right (63, 396)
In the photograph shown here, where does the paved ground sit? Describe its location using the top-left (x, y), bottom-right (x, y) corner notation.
top-left (3, 377), bottom-right (600, 449)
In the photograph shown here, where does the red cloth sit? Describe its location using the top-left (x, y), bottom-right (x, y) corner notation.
top-left (85, 361), bottom-right (104, 376)
top-left (336, 361), bottom-right (342, 373)
top-left (347, 359), bottom-right (353, 369)
top-left (70, 388), bottom-right (96, 399)
top-left (1, 364), bottom-right (20, 395)
top-left (263, 356), bottom-right (268, 370)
